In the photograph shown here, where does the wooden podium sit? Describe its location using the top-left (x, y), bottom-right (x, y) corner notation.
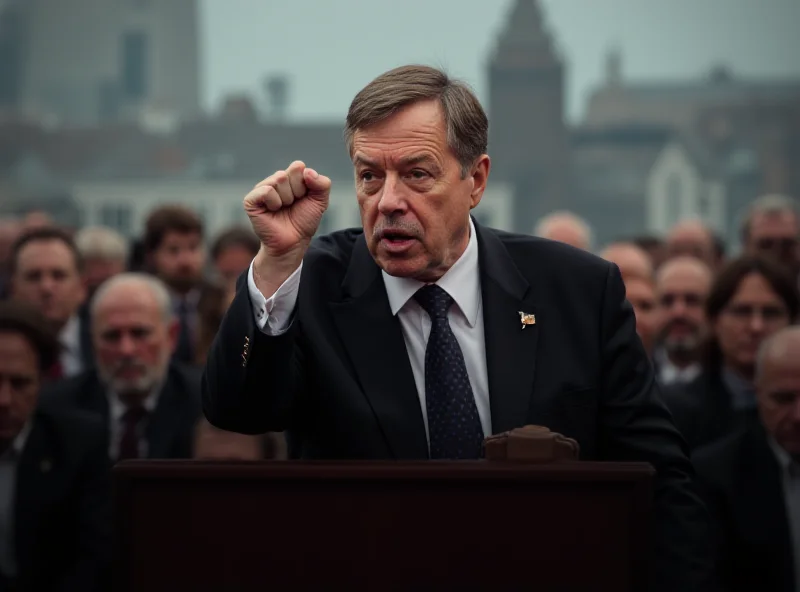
top-left (113, 461), bottom-right (654, 591)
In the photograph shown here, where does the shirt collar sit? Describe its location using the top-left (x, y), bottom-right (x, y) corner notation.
top-left (59, 314), bottom-right (80, 354)
top-left (109, 379), bottom-right (164, 423)
top-left (382, 217), bottom-right (481, 328)
top-left (12, 420), bottom-right (32, 455)
top-left (768, 436), bottom-right (798, 476)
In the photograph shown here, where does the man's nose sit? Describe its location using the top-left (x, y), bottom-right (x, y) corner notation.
top-left (118, 333), bottom-right (137, 355)
top-left (377, 175), bottom-right (407, 215)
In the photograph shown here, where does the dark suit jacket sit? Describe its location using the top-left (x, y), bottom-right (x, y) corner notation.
top-left (693, 424), bottom-right (796, 592)
top-left (662, 370), bottom-right (760, 451)
top-left (203, 223), bottom-right (714, 590)
top-left (40, 362), bottom-right (202, 459)
top-left (9, 407), bottom-right (111, 591)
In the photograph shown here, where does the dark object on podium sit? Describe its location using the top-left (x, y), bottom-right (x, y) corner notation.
top-left (483, 424), bottom-right (580, 461)
top-left (114, 460), bottom-right (654, 591)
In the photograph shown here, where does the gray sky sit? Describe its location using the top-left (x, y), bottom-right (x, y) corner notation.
top-left (201, 0), bottom-right (800, 123)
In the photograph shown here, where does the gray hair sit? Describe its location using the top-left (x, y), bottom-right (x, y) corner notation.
top-left (74, 225), bottom-right (129, 262)
top-left (534, 210), bottom-right (594, 250)
top-left (344, 65), bottom-right (488, 177)
top-left (90, 272), bottom-right (174, 324)
top-left (740, 194), bottom-right (799, 243)
top-left (755, 326), bottom-right (800, 385)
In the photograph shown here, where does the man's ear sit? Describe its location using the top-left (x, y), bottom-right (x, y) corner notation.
top-left (468, 155), bottom-right (491, 209)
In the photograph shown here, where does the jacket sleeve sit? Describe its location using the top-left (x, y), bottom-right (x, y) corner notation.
top-left (202, 271), bottom-right (304, 434)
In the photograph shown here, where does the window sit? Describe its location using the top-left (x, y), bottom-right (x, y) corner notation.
top-left (122, 31), bottom-right (148, 99)
top-left (100, 205), bottom-right (132, 235)
top-left (665, 173), bottom-right (683, 227)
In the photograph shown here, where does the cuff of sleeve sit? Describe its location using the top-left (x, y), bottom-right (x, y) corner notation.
top-left (247, 261), bottom-right (302, 335)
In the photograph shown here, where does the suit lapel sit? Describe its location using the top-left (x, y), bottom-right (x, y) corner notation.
top-left (15, 415), bottom-right (59, 570)
top-left (330, 236), bottom-right (428, 459)
top-left (146, 369), bottom-right (185, 459)
top-left (476, 225), bottom-right (539, 435)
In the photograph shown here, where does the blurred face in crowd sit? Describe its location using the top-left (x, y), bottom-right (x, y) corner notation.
top-left (83, 257), bottom-right (126, 298)
top-left (214, 245), bottom-right (254, 285)
top-left (656, 258), bottom-right (712, 363)
top-left (746, 211), bottom-right (800, 276)
top-left (0, 331), bottom-right (40, 449)
top-left (12, 239), bottom-right (86, 330)
top-left (93, 281), bottom-right (178, 404)
top-left (151, 231), bottom-right (205, 294)
top-left (757, 330), bottom-right (800, 458)
top-left (354, 100), bottom-right (489, 281)
top-left (601, 243), bottom-right (653, 283)
top-left (713, 272), bottom-right (792, 378)
top-left (540, 219), bottom-right (590, 251)
top-left (625, 278), bottom-right (658, 355)
top-left (666, 221), bottom-right (716, 268)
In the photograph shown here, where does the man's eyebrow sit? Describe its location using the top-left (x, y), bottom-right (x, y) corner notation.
top-left (353, 155), bottom-right (380, 168)
top-left (399, 154), bottom-right (437, 168)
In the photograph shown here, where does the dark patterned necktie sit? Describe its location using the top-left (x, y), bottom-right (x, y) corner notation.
top-left (414, 284), bottom-right (484, 459)
top-left (118, 406), bottom-right (148, 461)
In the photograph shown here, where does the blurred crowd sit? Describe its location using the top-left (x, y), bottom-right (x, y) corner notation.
top-left (0, 192), bottom-right (798, 589)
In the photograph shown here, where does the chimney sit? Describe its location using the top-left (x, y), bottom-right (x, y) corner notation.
top-left (263, 75), bottom-right (289, 122)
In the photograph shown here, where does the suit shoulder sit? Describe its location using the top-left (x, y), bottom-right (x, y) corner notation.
top-left (306, 228), bottom-right (363, 263)
top-left (488, 228), bottom-right (612, 283)
top-left (38, 372), bottom-right (92, 409)
top-left (35, 406), bottom-right (108, 454)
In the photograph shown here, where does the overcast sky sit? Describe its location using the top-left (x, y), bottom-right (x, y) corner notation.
top-left (200, 0), bottom-right (800, 123)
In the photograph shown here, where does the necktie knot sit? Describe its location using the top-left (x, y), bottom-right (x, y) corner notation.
top-left (122, 405), bottom-right (148, 426)
top-left (414, 285), bottom-right (453, 321)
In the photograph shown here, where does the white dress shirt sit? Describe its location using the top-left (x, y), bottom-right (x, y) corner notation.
top-left (655, 347), bottom-right (701, 386)
top-left (247, 219), bottom-right (492, 441)
top-left (59, 314), bottom-right (84, 377)
top-left (108, 388), bottom-right (162, 459)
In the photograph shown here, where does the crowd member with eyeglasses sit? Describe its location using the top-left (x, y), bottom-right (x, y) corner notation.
top-left (662, 255), bottom-right (799, 451)
top-left (741, 194), bottom-right (800, 296)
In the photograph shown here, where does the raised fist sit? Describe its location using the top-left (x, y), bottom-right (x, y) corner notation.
top-left (243, 160), bottom-right (331, 259)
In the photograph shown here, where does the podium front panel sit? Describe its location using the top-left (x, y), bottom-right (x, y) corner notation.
top-left (114, 461), bottom-right (653, 591)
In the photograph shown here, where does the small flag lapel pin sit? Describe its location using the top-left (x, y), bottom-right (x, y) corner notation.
top-left (519, 311), bottom-right (536, 329)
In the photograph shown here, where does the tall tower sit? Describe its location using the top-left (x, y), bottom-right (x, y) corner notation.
top-left (488, 0), bottom-right (569, 232)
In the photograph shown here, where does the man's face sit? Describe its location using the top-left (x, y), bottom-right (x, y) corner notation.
top-left (151, 231), bottom-right (205, 293)
top-left (666, 227), bottom-right (715, 268)
top-left (12, 239), bottom-right (86, 328)
top-left (83, 257), bottom-right (126, 298)
top-left (353, 99), bottom-right (489, 282)
top-left (214, 245), bottom-right (254, 285)
top-left (714, 272), bottom-right (791, 374)
top-left (626, 278), bottom-right (658, 354)
top-left (757, 338), bottom-right (800, 457)
top-left (0, 331), bottom-right (40, 448)
top-left (746, 212), bottom-right (800, 275)
top-left (656, 263), bottom-right (711, 357)
top-left (93, 286), bottom-right (177, 402)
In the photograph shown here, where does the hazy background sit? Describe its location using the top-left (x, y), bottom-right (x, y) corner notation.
top-left (201, 0), bottom-right (800, 122)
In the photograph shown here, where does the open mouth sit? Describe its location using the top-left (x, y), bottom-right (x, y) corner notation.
top-left (380, 230), bottom-right (417, 253)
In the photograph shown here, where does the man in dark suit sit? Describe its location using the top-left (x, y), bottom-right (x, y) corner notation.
top-left (202, 64), bottom-right (713, 590)
top-left (694, 326), bottom-right (800, 592)
top-left (0, 301), bottom-right (111, 591)
top-left (8, 227), bottom-right (94, 379)
top-left (42, 272), bottom-right (201, 460)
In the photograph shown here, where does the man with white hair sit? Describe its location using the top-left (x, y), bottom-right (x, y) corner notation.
top-left (74, 226), bottom-right (129, 300)
top-left (693, 326), bottom-right (800, 592)
top-left (40, 273), bottom-right (202, 460)
top-left (533, 210), bottom-right (593, 251)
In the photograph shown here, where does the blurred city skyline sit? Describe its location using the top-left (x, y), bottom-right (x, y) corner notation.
top-left (201, 0), bottom-right (800, 123)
